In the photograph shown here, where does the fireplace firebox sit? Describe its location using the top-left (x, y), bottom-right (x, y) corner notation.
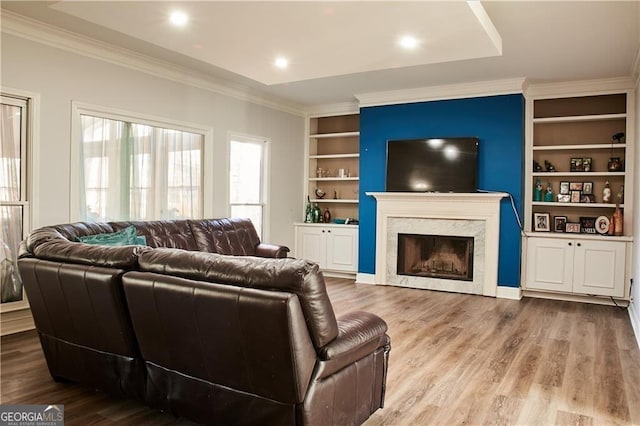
top-left (397, 233), bottom-right (474, 281)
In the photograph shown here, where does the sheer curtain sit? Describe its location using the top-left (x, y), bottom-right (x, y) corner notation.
top-left (0, 102), bottom-right (24, 303)
top-left (80, 115), bottom-right (203, 222)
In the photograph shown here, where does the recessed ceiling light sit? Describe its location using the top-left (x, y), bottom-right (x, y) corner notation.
top-left (169, 11), bottom-right (189, 27)
top-left (274, 57), bottom-right (289, 69)
top-left (399, 35), bottom-right (419, 50)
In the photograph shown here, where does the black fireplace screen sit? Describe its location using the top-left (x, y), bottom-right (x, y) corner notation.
top-left (397, 233), bottom-right (474, 281)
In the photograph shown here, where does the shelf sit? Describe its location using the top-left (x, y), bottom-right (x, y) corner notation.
top-left (309, 177), bottom-right (359, 181)
top-left (309, 153), bottom-right (359, 159)
top-left (310, 199), bottom-right (358, 204)
top-left (310, 131), bottom-right (359, 139)
top-left (532, 172), bottom-right (625, 177)
top-left (533, 113), bottom-right (626, 123)
top-left (532, 202), bottom-right (624, 208)
top-left (533, 143), bottom-right (626, 151)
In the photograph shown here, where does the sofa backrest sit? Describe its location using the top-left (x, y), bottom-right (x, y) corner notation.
top-left (136, 248), bottom-right (339, 349)
top-left (123, 271), bottom-right (317, 404)
top-left (18, 258), bottom-right (140, 357)
top-left (111, 220), bottom-right (199, 250)
top-left (188, 218), bottom-right (261, 255)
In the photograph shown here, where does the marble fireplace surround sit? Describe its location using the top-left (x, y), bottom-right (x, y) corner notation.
top-left (367, 192), bottom-right (507, 297)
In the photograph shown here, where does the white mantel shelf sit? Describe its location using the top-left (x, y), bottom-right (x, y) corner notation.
top-left (367, 191), bottom-right (508, 297)
top-left (367, 192), bottom-right (509, 203)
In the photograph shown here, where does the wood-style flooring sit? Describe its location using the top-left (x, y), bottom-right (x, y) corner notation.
top-left (2, 278), bottom-right (639, 425)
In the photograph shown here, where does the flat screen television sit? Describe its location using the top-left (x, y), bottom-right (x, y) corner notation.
top-left (386, 137), bottom-right (479, 193)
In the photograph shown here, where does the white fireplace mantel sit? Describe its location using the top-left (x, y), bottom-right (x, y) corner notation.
top-left (367, 192), bottom-right (508, 297)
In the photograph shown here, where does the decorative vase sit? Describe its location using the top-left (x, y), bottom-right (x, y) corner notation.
top-left (612, 204), bottom-right (623, 236)
top-left (323, 208), bottom-right (331, 224)
top-left (312, 203), bottom-right (321, 223)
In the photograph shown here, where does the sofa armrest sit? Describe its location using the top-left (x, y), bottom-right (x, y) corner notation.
top-left (254, 243), bottom-right (290, 258)
top-left (315, 311), bottom-right (389, 380)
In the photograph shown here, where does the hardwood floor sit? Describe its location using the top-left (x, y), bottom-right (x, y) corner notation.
top-left (2, 278), bottom-right (639, 425)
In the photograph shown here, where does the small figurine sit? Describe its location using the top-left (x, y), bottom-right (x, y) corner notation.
top-left (612, 132), bottom-right (625, 144)
top-left (544, 160), bottom-right (556, 172)
top-left (617, 184), bottom-right (624, 204)
top-left (333, 189), bottom-right (338, 200)
top-left (534, 179), bottom-right (543, 202)
top-left (603, 181), bottom-right (612, 203)
top-left (533, 160), bottom-right (543, 172)
top-left (544, 182), bottom-right (554, 202)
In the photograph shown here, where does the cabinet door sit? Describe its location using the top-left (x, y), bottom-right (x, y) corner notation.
top-left (295, 226), bottom-right (326, 267)
top-left (325, 227), bottom-right (358, 272)
top-left (525, 237), bottom-right (574, 292)
top-left (572, 240), bottom-right (626, 297)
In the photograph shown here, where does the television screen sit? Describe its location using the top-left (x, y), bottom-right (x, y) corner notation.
top-left (386, 137), bottom-right (479, 193)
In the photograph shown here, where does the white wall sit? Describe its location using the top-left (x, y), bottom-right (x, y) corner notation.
top-left (1, 33), bottom-right (305, 249)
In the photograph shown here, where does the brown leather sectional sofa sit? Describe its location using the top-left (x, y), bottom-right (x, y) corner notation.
top-left (18, 218), bottom-right (390, 425)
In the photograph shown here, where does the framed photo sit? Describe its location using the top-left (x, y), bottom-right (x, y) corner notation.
top-left (557, 194), bottom-right (571, 203)
top-left (559, 181), bottom-right (570, 195)
top-left (534, 212), bottom-right (551, 232)
top-left (580, 194), bottom-right (595, 203)
top-left (569, 182), bottom-right (583, 191)
top-left (566, 222), bottom-right (582, 233)
top-left (596, 216), bottom-right (610, 235)
top-left (582, 157), bottom-right (592, 172)
top-left (570, 190), bottom-right (581, 203)
top-left (582, 181), bottom-right (593, 195)
top-left (580, 217), bottom-right (597, 234)
top-left (554, 216), bottom-right (567, 232)
top-left (570, 158), bottom-right (583, 172)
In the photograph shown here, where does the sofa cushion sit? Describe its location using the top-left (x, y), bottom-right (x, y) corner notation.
top-left (78, 226), bottom-right (147, 246)
top-left (137, 248), bottom-right (339, 348)
top-left (188, 218), bottom-right (260, 255)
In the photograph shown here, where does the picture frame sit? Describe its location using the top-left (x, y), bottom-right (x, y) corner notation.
top-left (580, 217), bottom-right (597, 234)
top-left (534, 212), bottom-right (551, 232)
top-left (582, 181), bottom-right (593, 195)
top-left (569, 182), bottom-right (583, 191)
top-left (595, 216), bottom-right (610, 235)
top-left (565, 222), bottom-right (582, 233)
top-left (557, 194), bottom-right (571, 203)
top-left (559, 181), bottom-right (570, 195)
top-left (570, 158), bottom-right (583, 172)
top-left (570, 190), bottom-right (581, 203)
top-left (580, 194), bottom-right (595, 203)
top-left (582, 157), bottom-right (592, 172)
top-left (554, 216), bottom-right (567, 232)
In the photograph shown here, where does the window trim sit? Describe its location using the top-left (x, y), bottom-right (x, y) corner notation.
top-left (0, 87), bottom-right (39, 313)
top-left (227, 132), bottom-right (270, 241)
top-left (70, 101), bottom-right (214, 221)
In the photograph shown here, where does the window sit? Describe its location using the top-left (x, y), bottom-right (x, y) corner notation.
top-left (229, 134), bottom-right (268, 239)
top-left (75, 105), bottom-right (210, 222)
top-left (1, 95), bottom-right (29, 304)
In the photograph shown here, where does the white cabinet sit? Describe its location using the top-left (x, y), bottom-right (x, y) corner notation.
top-left (525, 236), bottom-right (626, 298)
top-left (294, 224), bottom-right (358, 274)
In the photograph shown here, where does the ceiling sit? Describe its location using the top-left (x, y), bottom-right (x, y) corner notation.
top-left (2, 1), bottom-right (639, 109)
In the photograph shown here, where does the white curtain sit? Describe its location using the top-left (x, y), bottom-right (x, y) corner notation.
top-left (0, 103), bottom-right (24, 303)
top-left (80, 115), bottom-right (203, 222)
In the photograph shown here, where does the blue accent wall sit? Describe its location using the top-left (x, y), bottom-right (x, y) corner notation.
top-left (359, 94), bottom-right (525, 287)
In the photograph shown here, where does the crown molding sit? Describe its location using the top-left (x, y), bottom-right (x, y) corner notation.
top-left (1, 10), bottom-right (306, 117)
top-left (306, 101), bottom-right (360, 117)
top-left (524, 77), bottom-right (635, 99)
top-left (354, 78), bottom-right (527, 108)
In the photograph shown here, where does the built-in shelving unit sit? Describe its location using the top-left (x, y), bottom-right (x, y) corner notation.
top-left (522, 83), bottom-right (635, 303)
top-left (306, 113), bottom-right (360, 221)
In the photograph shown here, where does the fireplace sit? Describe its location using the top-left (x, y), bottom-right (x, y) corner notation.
top-left (366, 192), bottom-right (507, 297)
top-left (397, 234), bottom-right (474, 281)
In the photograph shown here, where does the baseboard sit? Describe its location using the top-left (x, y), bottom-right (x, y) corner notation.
top-left (355, 273), bottom-right (376, 285)
top-left (0, 308), bottom-right (35, 336)
top-left (629, 300), bottom-right (640, 350)
top-left (496, 286), bottom-right (522, 300)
